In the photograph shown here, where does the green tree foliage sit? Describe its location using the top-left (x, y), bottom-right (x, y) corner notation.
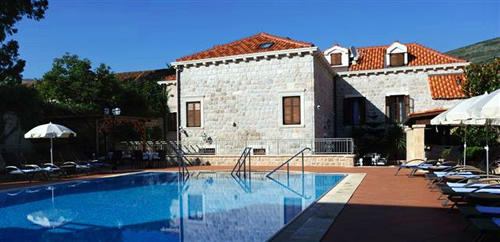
top-left (0, 85), bottom-right (42, 142)
top-left (0, 0), bottom-right (49, 85)
top-left (38, 53), bottom-right (168, 118)
top-left (453, 59), bottom-right (500, 150)
top-left (461, 58), bottom-right (500, 97)
top-left (119, 78), bottom-right (167, 117)
top-left (37, 53), bottom-right (121, 113)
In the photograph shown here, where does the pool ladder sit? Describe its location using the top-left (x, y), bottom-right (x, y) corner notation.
top-left (266, 147), bottom-right (311, 178)
top-left (266, 147), bottom-right (312, 199)
top-left (231, 147), bottom-right (252, 178)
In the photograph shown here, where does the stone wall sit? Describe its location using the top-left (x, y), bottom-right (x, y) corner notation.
top-left (179, 54), bottom-right (318, 145)
top-left (185, 154), bottom-right (356, 167)
top-left (405, 124), bottom-right (426, 161)
top-left (335, 69), bottom-right (463, 137)
top-left (314, 59), bottom-right (335, 138)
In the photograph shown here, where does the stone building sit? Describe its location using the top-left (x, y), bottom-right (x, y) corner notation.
top-left (163, 33), bottom-right (468, 164)
top-left (324, 42), bottom-right (469, 160)
top-left (171, 33), bottom-right (338, 157)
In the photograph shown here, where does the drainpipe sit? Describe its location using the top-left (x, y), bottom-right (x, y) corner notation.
top-left (176, 65), bottom-right (183, 172)
top-left (333, 75), bottom-right (338, 137)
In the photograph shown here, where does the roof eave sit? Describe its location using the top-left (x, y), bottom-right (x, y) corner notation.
top-left (171, 47), bottom-right (318, 67)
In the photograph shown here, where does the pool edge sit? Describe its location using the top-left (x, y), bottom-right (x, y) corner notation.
top-left (268, 173), bottom-right (366, 242)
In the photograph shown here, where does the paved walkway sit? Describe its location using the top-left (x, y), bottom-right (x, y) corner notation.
top-left (0, 166), bottom-right (482, 241)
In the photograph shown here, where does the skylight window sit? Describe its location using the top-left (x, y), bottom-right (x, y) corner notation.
top-left (258, 42), bottom-right (274, 49)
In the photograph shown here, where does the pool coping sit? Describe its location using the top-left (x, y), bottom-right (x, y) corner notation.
top-left (268, 173), bottom-right (366, 242)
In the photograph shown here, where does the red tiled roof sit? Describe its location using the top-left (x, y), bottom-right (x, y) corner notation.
top-left (115, 68), bottom-right (175, 82)
top-left (162, 74), bottom-right (176, 81)
top-left (176, 33), bottom-right (314, 62)
top-left (409, 108), bottom-right (447, 117)
top-left (349, 43), bottom-right (467, 71)
top-left (428, 74), bottom-right (467, 99)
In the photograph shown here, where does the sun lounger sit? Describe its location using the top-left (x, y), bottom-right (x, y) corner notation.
top-left (61, 161), bottom-right (91, 176)
top-left (469, 217), bottom-right (500, 241)
top-left (395, 159), bottom-right (437, 176)
top-left (5, 165), bottom-right (48, 182)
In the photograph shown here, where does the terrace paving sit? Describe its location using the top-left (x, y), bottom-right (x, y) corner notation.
top-left (0, 166), bottom-right (485, 241)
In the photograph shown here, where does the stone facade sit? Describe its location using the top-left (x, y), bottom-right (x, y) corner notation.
top-left (185, 154), bottom-right (356, 167)
top-left (405, 124), bottom-right (426, 161)
top-left (335, 69), bottom-right (464, 137)
top-left (177, 52), bottom-right (334, 147)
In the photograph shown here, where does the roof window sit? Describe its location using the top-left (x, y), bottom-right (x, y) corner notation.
top-left (258, 42), bottom-right (274, 49)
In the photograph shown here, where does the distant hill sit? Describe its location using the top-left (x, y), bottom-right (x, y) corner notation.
top-left (446, 37), bottom-right (500, 64)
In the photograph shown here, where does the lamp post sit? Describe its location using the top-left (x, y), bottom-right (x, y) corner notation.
top-left (103, 107), bottom-right (121, 155)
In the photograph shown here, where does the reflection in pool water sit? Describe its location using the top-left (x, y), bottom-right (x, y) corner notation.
top-left (0, 172), bottom-right (344, 241)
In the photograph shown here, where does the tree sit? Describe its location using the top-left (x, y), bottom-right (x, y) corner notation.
top-left (462, 58), bottom-right (500, 97)
top-left (37, 53), bottom-right (121, 113)
top-left (0, 0), bottom-right (49, 85)
top-left (119, 78), bottom-right (168, 117)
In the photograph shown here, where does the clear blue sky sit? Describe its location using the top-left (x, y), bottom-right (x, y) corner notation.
top-left (15, 0), bottom-right (500, 79)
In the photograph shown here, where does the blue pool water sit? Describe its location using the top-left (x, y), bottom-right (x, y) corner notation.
top-left (0, 172), bottom-right (345, 241)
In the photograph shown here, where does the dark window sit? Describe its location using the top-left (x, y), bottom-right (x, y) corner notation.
top-left (330, 53), bottom-right (342, 65)
top-left (343, 97), bottom-right (366, 126)
top-left (386, 95), bottom-right (410, 124)
top-left (390, 53), bottom-right (405, 67)
top-left (188, 194), bottom-right (203, 221)
top-left (186, 102), bottom-right (201, 127)
top-left (167, 112), bottom-right (177, 131)
top-left (258, 42), bottom-right (274, 49)
top-left (253, 148), bottom-right (266, 155)
top-left (283, 96), bottom-right (301, 125)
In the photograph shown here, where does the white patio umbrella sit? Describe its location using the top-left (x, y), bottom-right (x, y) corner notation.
top-left (459, 88), bottom-right (500, 176)
top-left (24, 122), bottom-right (77, 164)
top-left (27, 186), bottom-right (78, 228)
top-left (430, 93), bottom-right (490, 165)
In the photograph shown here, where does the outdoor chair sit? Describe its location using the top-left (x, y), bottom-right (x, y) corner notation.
top-left (61, 161), bottom-right (91, 176)
top-left (441, 184), bottom-right (500, 211)
top-left (408, 160), bottom-right (459, 178)
top-left (459, 204), bottom-right (500, 233)
top-left (395, 159), bottom-right (438, 176)
top-left (425, 166), bottom-right (486, 187)
top-left (5, 165), bottom-right (48, 183)
top-left (40, 163), bottom-right (65, 178)
top-left (468, 217), bottom-right (500, 242)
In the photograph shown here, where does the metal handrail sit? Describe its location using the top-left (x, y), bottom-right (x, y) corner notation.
top-left (231, 147), bottom-right (252, 178)
top-left (266, 147), bottom-right (311, 178)
top-left (167, 141), bottom-right (190, 180)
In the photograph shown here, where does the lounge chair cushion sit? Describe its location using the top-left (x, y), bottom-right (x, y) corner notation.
top-left (435, 171), bottom-right (473, 178)
top-left (446, 182), bottom-right (490, 188)
top-left (476, 205), bottom-right (500, 215)
top-left (451, 187), bottom-right (500, 194)
top-left (493, 218), bottom-right (500, 227)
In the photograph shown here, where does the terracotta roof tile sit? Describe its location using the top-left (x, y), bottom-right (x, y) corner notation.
top-left (176, 33), bottom-right (314, 62)
top-left (162, 74), bottom-right (176, 81)
top-left (115, 68), bottom-right (175, 82)
top-left (428, 74), bottom-right (467, 99)
top-left (349, 43), bottom-right (467, 71)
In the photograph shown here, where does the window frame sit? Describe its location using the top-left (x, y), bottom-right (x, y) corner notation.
top-left (278, 91), bottom-right (305, 127)
top-left (282, 96), bottom-right (301, 125)
top-left (343, 97), bottom-right (366, 126)
top-left (186, 101), bottom-right (201, 127)
top-left (385, 95), bottom-right (410, 124)
top-left (330, 53), bottom-right (342, 66)
top-left (389, 53), bottom-right (405, 67)
top-left (182, 96), bottom-right (204, 128)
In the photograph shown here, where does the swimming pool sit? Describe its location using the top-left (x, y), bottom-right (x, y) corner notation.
top-left (0, 171), bottom-right (345, 241)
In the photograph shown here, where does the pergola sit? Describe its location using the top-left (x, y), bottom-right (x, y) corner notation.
top-left (43, 114), bottom-right (162, 155)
